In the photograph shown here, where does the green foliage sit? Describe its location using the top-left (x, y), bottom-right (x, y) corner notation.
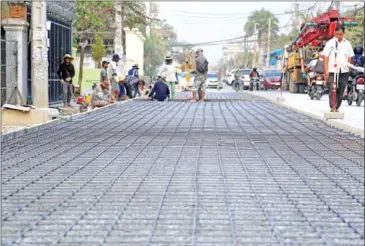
top-left (73, 1), bottom-right (114, 39)
top-left (344, 7), bottom-right (364, 47)
top-left (122, 1), bottom-right (149, 29)
top-left (91, 36), bottom-right (105, 68)
top-left (244, 9), bottom-right (280, 48)
top-left (144, 33), bottom-right (168, 76)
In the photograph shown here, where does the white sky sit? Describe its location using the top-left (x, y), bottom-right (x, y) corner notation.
top-left (156, 1), bottom-right (361, 65)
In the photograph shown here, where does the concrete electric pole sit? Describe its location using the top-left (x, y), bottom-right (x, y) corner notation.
top-left (146, 1), bottom-right (151, 38)
top-left (31, 0), bottom-right (49, 107)
top-left (114, 2), bottom-right (124, 56)
top-left (266, 18), bottom-right (271, 68)
top-left (252, 22), bottom-right (258, 68)
top-left (334, 1), bottom-right (341, 12)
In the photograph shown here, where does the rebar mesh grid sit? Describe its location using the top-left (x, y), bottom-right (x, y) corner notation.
top-left (1, 94), bottom-right (364, 246)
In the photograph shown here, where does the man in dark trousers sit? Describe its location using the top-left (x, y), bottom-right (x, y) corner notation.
top-left (323, 23), bottom-right (354, 112)
top-left (148, 76), bottom-right (170, 101)
top-left (57, 54), bottom-right (75, 107)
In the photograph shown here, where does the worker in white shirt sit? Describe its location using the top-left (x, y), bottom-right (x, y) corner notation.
top-left (108, 54), bottom-right (122, 99)
top-left (159, 55), bottom-right (177, 99)
top-left (323, 23), bottom-right (354, 112)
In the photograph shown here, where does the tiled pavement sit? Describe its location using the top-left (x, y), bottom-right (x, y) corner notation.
top-left (1, 93), bottom-right (364, 245)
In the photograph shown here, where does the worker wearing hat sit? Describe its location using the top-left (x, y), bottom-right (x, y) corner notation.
top-left (91, 80), bottom-right (115, 108)
top-left (158, 55), bottom-right (177, 99)
top-left (118, 75), bottom-right (129, 101)
top-left (128, 64), bottom-right (139, 79)
top-left (57, 54), bottom-right (75, 107)
top-left (108, 54), bottom-right (122, 99)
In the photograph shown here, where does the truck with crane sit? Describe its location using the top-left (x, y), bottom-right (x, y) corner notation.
top-left (283, 9), bottom-right (357, 93)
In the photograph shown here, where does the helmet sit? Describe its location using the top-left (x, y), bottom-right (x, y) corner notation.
top-left (354, 46), bottom-right (363, 55)
top-left (312, 52), bottom-right (319, 59)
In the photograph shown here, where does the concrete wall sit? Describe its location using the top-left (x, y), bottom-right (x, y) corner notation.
top-left (124, 28), bottom-right (145, 75)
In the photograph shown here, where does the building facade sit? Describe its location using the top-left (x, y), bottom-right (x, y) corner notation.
top-left (1, 1), bottom-right (74, 105)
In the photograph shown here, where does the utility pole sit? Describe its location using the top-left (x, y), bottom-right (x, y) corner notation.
top-left (266, 18), bottom-right (271, 68)
top-left (334, 1), bottom-right (340, 12)
top-left (114, 1), bottom-right (124, 74)
top-left (31, 0), bottom-right (48, 107)
top-left (146, 1), bottom-right (151, 38)
top-left (252, 22), bottom-right (258, 68)
top-left (293, 0), bottom-right (300, 30)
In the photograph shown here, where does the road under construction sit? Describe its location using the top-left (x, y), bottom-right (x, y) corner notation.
top-left (1, 92), bottom-right (364, 245)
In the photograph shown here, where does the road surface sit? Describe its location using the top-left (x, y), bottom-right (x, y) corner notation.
top-left (1, 92), bottom-right (364, 245)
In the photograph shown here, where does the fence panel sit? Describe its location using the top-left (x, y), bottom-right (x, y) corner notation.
top-left (1, 39), bottom-right (18, 106)
top-left (48, 21), bottom-right (72, 105)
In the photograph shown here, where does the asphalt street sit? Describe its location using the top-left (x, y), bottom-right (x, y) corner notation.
top-left (1, 92), bottom-right (364, 245)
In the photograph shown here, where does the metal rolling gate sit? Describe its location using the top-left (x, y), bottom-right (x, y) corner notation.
top-left (1, 93), bottom-right (364, 245)
top-left (27, 20), bottom-right (72, 105)
top-left (48, 20), bottom-right (72, 104)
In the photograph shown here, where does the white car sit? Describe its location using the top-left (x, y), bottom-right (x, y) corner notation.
top-left (206, 73), bottom-right (218, 88)
top-left (237, 69), bottom-right (252, 89)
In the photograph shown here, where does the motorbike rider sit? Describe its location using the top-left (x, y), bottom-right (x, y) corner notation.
top-left (249, 67), bottom-right (260, 78)
top-left (306, 52), bottom-right (320, 87)
top-left (352, 45), bottom-right (365, 67)
top-left (249, 68), bottom-right (260, 90)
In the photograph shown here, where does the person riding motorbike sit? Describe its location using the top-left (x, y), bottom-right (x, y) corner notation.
top-left (306, 52), bottom-right (320, 87)
top-left (352, 45), bottom-right (365, 67)
top-left (249, 68), bottom-right (260, 78)
top-left (249, 68), bottom-right (260, 90)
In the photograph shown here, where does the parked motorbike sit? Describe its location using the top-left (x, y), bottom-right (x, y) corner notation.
top-left (308, 74), bottom-right (325, 100)
top-left (347, 73), bottom-right (364, 106)
top-left (249, 77), bottom-right (259, 91)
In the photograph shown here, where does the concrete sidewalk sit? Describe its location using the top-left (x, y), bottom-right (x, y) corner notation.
top-left (250, 90), bottom-right (364, 138)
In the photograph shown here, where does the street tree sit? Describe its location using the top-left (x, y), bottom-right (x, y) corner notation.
top-left (144, 33), bottom-right (167, 76)
top-left (344, 6), bottom-right (364, 47)
top-left (73, 1), bottom-right (151, 91)
top-left (244, 9), bottom-right (280, 49)
top-left (91, 36), bottom-right (105, 68)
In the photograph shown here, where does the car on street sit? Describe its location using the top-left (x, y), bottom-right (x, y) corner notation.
top-left (237, 69), bottom-right (252, 90)
top-left (262, 69), bottom-right (282, 90)
top-left (206, 73), bottom-right (218, 88)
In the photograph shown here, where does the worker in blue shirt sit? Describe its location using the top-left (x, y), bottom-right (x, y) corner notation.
top-left (148, 76), bottom-right (170, 101)
top-left (128, 64), bottom-right (139, 78)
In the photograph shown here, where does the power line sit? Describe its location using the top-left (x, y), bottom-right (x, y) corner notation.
top-left (171, 20), bottom-right (293, 47)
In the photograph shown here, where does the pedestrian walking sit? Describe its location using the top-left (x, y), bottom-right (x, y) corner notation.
top-left (159, 55), bottom-right (177, 99)
top-left (323, 23), bottom-right (354, 112)
top-left (191, 48), bottom-right (209, 102)
top-left (108, 54), bottom-right (122, 99)
top-left (57, 54), bottom-right (75, 108)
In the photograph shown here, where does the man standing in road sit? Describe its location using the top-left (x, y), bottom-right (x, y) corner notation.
top-left (57, 54), bottom-right (75, 108)
top-left (191, 48), bottom-right (208, 102)
top-left (108, 54), bottom-right (122, 99)
top-left (323, 23), bottom-right (354, 112)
